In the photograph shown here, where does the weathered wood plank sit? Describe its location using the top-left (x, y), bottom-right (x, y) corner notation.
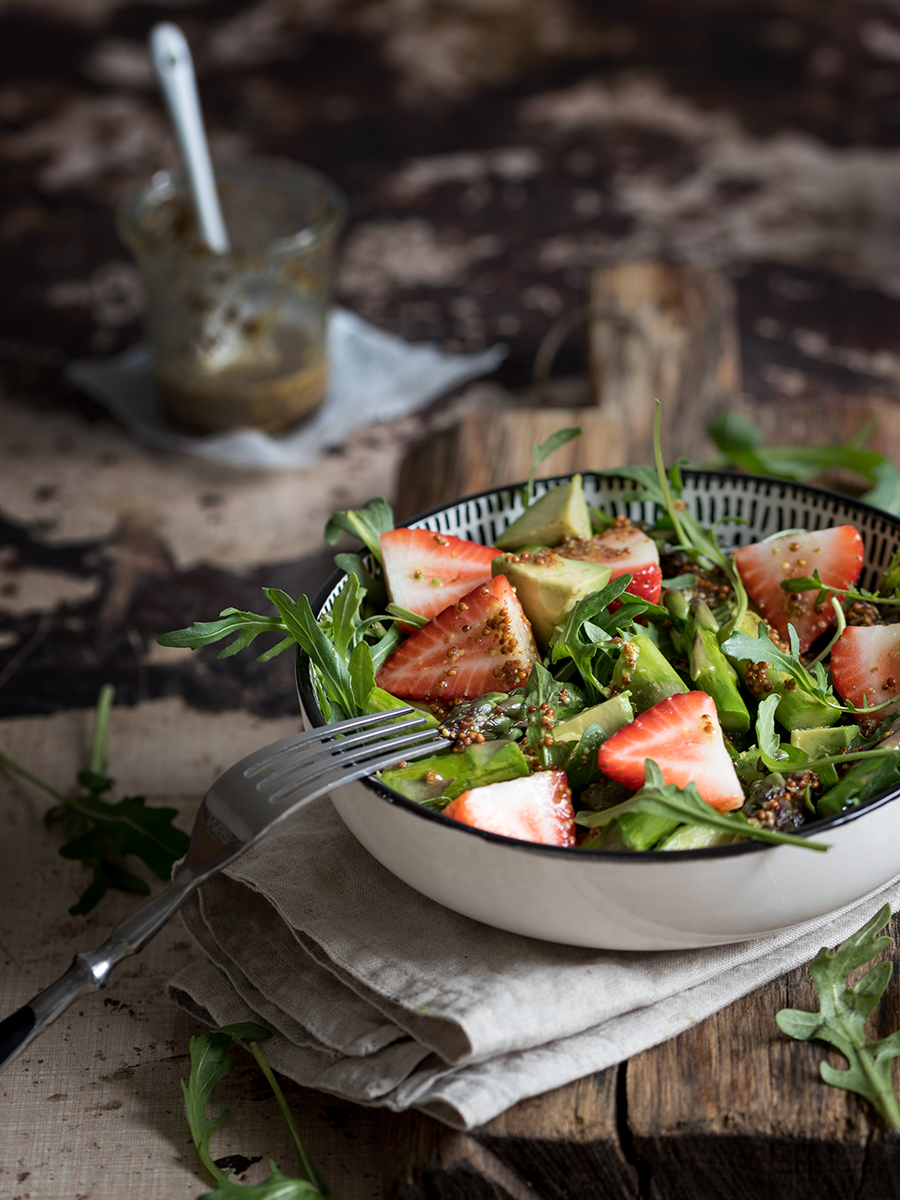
top-left (395, 406), bottom-right (655, 521)
top-left (587, 261), bottom-right (741, 465)
top-left (627, 915), bottom-right (900, 1200)
top-left (381, 1108), bottom-right (542, 1200)
top-left (475, 1071), bottom-right (638, 1200)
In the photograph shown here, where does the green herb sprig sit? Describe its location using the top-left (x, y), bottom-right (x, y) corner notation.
top-left (574, 760), bottom-right (829, 851)
top-left (780, 565), bottom-right (900, 609)
top-left (0, 685), bottom-right (189, 914)
top-left (777, 903), bottom-right (900, 1129)
top-left (522, 426), bottom-right (582, 507)
top-left (182, 1022), bottom-right (328, 1198)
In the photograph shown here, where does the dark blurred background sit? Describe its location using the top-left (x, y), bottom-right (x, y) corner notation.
top-left (4, 0), bottom-right (900, 719)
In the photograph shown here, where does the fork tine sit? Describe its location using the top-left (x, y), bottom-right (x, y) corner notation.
top-left (265, 733), bottom-right (447, 807)
top-left (244, 707), bottom-right (419, 776)
top-left (260, 727), bottom-right (446, 801)
top-left (249, 714), bottom-right (434, 788)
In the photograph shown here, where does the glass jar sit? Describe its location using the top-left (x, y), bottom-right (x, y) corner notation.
top-left (118, 158), bottom-right (345, 435)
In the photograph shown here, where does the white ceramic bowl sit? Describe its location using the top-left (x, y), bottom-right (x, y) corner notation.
top-left (298, 470), bottom-right (900, 950)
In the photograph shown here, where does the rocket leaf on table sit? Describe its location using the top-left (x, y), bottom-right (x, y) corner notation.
top-left (776, 903), bottom-right (900, 1130)
top-left (707, 411), bottom-right (900, 516)
top-left (182, 1022), bottom-right (328, 1198)
top-left (0, 684), bottom-right (188, 915)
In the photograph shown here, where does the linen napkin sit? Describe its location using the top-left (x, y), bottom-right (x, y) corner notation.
top-left (68, 307), bottom-right (505, 470)
top-left (168, 797), bottom-right (900, 1131)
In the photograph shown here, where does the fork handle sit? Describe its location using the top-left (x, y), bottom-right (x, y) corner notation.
top-left (0, 874), bottom-right (198, 1076)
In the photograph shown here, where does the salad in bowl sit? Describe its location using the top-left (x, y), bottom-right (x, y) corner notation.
top-left (160, 447), bottom-right (900, 949)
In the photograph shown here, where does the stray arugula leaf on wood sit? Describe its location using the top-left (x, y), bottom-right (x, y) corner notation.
top-left (707, 411), bottom-right (900, 517)
top-left (0, 685), bottom-right (188, 915)
top-left (182, 1022), bottom-right (328, 1198)
top-left (776, 903), bottom-right (900, 1130)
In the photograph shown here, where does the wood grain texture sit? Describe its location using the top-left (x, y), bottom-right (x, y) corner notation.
top-left (0, 705), bottom-right (383, 1200)
top-left (475, 1072), bottom-right (638, 1200)
top-left (395, 408), bottom-right (651, 521)
top-left (588, 261), bottom-right (741, 465)
top-left (627, 915), bottom-right (900, 1200)
top-left (381, 1108), bottom-right (542, 1200)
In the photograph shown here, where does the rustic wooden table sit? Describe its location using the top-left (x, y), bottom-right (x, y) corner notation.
top-left (5, 1), bottom-right (900, 1196)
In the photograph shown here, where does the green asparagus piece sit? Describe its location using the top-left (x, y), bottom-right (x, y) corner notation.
top-left (581, 812), bottom-right (680, 851)
top-left (610, 634), bottom-right (688, 714)
top-left (686, 600), bottom-right (750, 733)
top-left (656, 825), bottom-right (741, 851)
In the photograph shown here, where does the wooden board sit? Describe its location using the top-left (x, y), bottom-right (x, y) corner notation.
top-left (587, 260), bottom-right (741, 465)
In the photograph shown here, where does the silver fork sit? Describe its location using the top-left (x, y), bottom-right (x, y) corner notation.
top-left (0, 707), bottom-right (446, 1075)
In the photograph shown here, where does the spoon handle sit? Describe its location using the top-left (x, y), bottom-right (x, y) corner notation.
top-left (150, 22), bottom-right (231, 254)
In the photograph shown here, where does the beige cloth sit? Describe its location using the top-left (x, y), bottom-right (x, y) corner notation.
top-left (169, 798), bottom-right (900, 1130)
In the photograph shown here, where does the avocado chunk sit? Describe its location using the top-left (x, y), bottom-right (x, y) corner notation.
top-left (555, 693), bottom-right (635, 742)
top-left (493, 550), bottom-right (611, 648)
top-left (495, 475), bottom-right (591, 551)
top-left (789, 725), bottom-right (855, 759)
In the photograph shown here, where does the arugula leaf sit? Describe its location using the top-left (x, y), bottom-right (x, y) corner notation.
top-left (522, 662), bottom-right (586, 768)
top-left (323, 497), bottom-right (394, 561)
top-left (709, 411), bottom-right (885, 480)
top-left (861, 460), bottom-right (900, 517)
top-left (754, 693), bottom-right (806, 772)
top-left (182, 1023), bottom-right (328, 1197)
top-left (157, 608), bottom-right (291, 660)
top-left (781, 568), bottom-right (900, 609)
top-left (522, 426), bottom-right (582, 506)
top-left (333, 552), bottom-right (386, 608)
top-left (575, 760), bottom-right (828, 850)
top-left (708, 411), bottom-right (900, 517)
top-left (0, 685), bottom-right (188, 914)
top-left (264, 588), bottom-right (357, 719)
top-left (182, 1028), bottom-right (243, 1184)
top-left (199, 1164), bottom-right (324, 1198)
top-left (776, 903), bottom-right (900, 1129)
top-left (549, 577), bottom-right (667, 701)
top-left (721, 622), bottom-right (836, 705)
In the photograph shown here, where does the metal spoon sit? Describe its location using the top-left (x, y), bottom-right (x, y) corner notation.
top-left (149, 22), bottom-right (230, 253)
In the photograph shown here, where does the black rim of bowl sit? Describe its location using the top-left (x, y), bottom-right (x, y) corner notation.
top-left (296, 468), bottom-right (900, 863)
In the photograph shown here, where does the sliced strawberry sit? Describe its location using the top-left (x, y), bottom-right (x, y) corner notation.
top-left (443, 771), bottom-right (576, 846)
top-left (380, 528), bottom-right (498, 623)
top-left (733, 526), bottom-right (864, 652)
top-left (375, 574), bottom-right (540, 702)
top-left (561, 519), bottom-right (662, 606)
top-left (830, 624), bottom-right (900, 729)
top-left (597, 690), bottom-right (744, 812)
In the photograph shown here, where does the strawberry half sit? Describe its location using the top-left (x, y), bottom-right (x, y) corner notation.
top-left (380, 528), bottom-right (498, 623)
top-left (375, 574), bottom-right (540, 702)
top-left (561, 518), bottom-right (662, 606)
top-left (732, 525), bottom-right (864, 651)
top-left (443, 771), bottom-right (576, 846)
top-left (830, 624), bottom-right (900, 729)
top-left (597, 690), bottom-right (744, 812)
